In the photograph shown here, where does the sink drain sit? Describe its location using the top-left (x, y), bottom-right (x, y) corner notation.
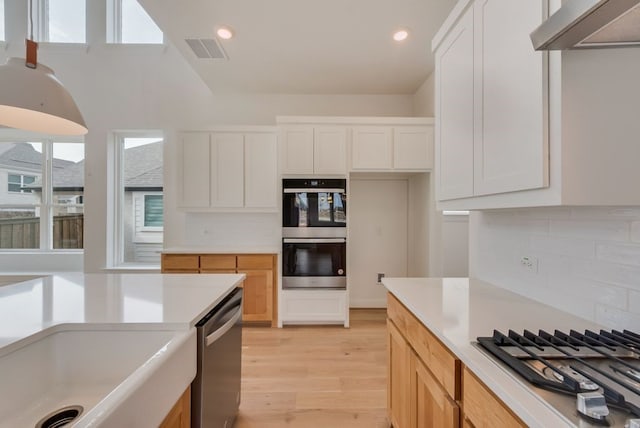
top-left (35, 405), bottom-right (83, 428)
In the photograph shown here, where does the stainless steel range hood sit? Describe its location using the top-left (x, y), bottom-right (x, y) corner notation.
top-left (531, 0), bottom-right (640, 50)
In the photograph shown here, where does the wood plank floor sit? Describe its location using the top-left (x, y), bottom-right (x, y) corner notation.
top-left (235, 309), bottom-right (390, 428)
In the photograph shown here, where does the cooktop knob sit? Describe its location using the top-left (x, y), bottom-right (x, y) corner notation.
top-left (576, 392), bottom-right (609, 422)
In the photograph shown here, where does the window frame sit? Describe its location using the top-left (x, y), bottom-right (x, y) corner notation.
top-left (0, 135), bottom-right (84, 252)
top-left (106, 0), bottom-right (164, 45)
top-left (112, 131), bottom-right (164, 267)
top-left (32, 0), bottom-right (87, 44)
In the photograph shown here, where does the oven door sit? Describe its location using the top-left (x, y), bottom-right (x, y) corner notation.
top-left (282, 189), bottom-right (346, 230)
top-left (282, 238), bottom-right (346, 289)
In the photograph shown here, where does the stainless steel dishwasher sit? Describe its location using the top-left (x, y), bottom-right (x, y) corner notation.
top-left (192, 287), bottom-right (243, 428)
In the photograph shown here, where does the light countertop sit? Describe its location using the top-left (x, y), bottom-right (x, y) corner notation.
top-left (162, 247), bottom-right (280, 254)
top-left (0, 273), bottom-right (244, 350)
top-left (382, 277), bottom-right (604, 428)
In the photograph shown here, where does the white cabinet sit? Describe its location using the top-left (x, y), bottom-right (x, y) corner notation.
top-left (435, 5), bottom-right (474, 200)
top-left (352, 125), bottom-right (434, 171)
top-left (210, 133), bottom-right (244, 208)
top-left (434, 0), bottom-right (548, 203)
top-left (280, 289), bottom-right (348, 327)
top-left (179, 130), bottom-right (278, 211)
top-left (245, 133), bottom-right (278, 208)
top-left (351, 126), bottom-right (393, 170)
top-left (280, 125), bottom-right (347, 175)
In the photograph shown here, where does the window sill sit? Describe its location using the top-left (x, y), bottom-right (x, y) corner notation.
top-left (36, 42), bottom-right (90, 53)
top-left (103, 265), bottom-right (161, 273)
top-left (0, 249), bottom-right (83, 254)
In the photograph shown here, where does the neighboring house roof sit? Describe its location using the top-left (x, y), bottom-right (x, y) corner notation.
top-left (21, 141), bottom-right (163, 191)
top-left (0, 143), bottom-right (73, 173)
top-left (123, 142), bottom-right (163, 190)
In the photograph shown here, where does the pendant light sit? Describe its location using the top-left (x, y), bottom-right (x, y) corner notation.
top-left (0, 0), bottom-right (87, 135)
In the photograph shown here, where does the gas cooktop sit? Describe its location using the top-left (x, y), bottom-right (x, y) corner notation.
top-left (477, 329), bottom-right (640, 427)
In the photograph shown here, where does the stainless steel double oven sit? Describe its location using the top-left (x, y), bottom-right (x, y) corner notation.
top-left (282, 179), bottom-right (346, 290)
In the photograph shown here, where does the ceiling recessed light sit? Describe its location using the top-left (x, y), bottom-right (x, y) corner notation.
top-left (393, 29), bottom-right (409, 42)
top-left (217, 27), bottom-right (234, 40)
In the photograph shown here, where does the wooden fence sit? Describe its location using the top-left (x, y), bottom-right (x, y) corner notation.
top-left (0, 214), bottom-right (83, 249)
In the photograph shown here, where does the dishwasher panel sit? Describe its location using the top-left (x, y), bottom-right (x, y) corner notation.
top-left (192, 287), bottom-right (243, 428)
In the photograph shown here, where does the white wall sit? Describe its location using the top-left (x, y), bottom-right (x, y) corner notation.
top-left (412, 72), bottom-right (435, 117)
top-left (470, 207), bottom-right (640, 328)
top-left (0, 1), bottom-right (415, 272)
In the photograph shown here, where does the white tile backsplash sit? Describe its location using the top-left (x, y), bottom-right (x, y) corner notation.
top-left (471, 207), bottom-right (640, 329)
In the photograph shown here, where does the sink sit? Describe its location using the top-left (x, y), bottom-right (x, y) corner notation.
top-left (0, 327), bottom-right (196, 428)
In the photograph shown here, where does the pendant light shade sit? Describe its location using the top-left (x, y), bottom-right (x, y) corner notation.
top-left (0, 57), bottom-right (88, 135)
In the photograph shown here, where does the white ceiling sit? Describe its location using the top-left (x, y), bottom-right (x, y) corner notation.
top-left (140, 0), bottom-right (457, 95)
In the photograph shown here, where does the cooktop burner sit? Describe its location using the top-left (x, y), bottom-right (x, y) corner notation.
top-left (476, 329), bottom-right (640, 427)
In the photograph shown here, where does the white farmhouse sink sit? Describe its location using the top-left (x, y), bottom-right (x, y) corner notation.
top-left (0, 327), bottom-right (196, 428)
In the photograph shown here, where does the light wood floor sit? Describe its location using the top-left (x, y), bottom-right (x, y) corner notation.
top-left (235, 309), bottom-right (389, 428)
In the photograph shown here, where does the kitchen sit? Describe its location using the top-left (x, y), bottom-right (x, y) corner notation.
top-left (1, 0), bottom-right (640, 427)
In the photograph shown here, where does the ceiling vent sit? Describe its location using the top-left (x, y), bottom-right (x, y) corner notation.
top-left (185, 38), bottom-right (228, 60)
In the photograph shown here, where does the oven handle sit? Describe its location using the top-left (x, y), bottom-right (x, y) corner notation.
top-left (205, 306), bottom-right (242, 347)
top-left (283, 238), bottom-right (346, 244)
top-left (283, 188), bottom-right (345, 193)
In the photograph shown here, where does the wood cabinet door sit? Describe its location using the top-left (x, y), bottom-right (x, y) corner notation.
top-left (411, 352), bottom-right (459, 428)
top-left (472, 0), bottom-right (548, 196)
top-left (244, 132), bottom-right (278, 209)
top-left (281, 126), bottom-right (314, 174)
top-left (388, 319), bottom-right (411, 428)
top-left (159, 387), bottom-right (190, 428)
top-left (238, 269), bottom-right (273, 322)
top-left (394, 126), bottom-right (433, 170)
top-left (200, 254), bottom-right (236, 272)
top-left (463, 367), bottom-right (525, 428)
top-left (435, 5), bottom-right (474, 200)
top-left (210, 133), bottom-right (244, 208)
top-left (351, 126), bottom-right (393, 170)
top-left (314, 126), bottom-right (348, 174)
top-left (180, 133), bottom-right (210, 208)
top-left (161, 254), bottom-right (200, 273)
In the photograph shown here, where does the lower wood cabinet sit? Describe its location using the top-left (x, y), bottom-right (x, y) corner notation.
top-left (411, 351), bottom-right (460, 428)
top-left (159, 386), bottom-right (190, 428)
top-left (463, 368), bottom-right (525, 428)
top-left (387, 292), bottom-right (521, 428)
top-left (388, 319), bottom-right (410, 428)
top-left (388, 294), bottom-right (460, 428)
top-left (162, 253), bottom-right (277, 326)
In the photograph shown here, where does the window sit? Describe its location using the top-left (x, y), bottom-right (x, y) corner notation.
top-left (0, 1), bottom-right (5, 41)
top-left (0, 140), bottom-right (84, 250)
top-left (113, 133), bottom-right (163, 265)
top-left (34, 0), bottom-right (86, 43)
top-left (107, 0), bottom-right (163, 44)
top-left (143, 194), bottom-right (163, 228)
top-left (8, 174), bottom-right (36, 193)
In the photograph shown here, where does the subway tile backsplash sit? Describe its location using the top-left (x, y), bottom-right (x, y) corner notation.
top-left (472, 207), bottom-right (640, 329)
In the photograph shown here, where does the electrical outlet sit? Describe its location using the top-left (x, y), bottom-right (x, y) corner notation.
top-left (377, 273), bottom-right (385, 283)
top-left (520, 256), bottom-right (538, 273)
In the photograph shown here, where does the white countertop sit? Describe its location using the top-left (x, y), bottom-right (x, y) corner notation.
top-left (0, 272), bottom-right (244, 350)
top-left (162, 247), bottom-right (280, 254)
top-left (383, 277), bottom-right (604, 428)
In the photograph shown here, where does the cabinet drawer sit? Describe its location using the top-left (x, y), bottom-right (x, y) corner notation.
top-left (463, 367), bottom-right (525, 428)
top-left (162, 254), bottom-right (200, 272)
top-left (237, 254), bottom-right (273, 270)
top-left (200, 255), bottom-right (237, 271)
top-left (387, 293), bottom-right (460, 400)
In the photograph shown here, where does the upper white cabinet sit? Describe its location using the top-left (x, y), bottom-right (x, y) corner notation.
top-left (351, 125), bottom-right (434, 171)
top-left (435, 0), bottom-right (547, 203)
top-left (280, 125), bottom-right (347, 175)
top-left (278, 117), bottom-right (434, 175)
top-left (434, 0), bottom-right (640, 209)
top-left (351, 127), bottom-right (393, 170)
top-left (179, 129), bottom-right (278, 211)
